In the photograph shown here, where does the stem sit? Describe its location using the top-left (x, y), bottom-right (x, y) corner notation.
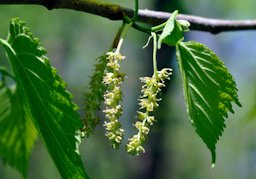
top-left (115, 0), bottom-right (139, 52)
top-left (151, 32), bottom-right (158, 77)
top-left (111, 23), bottom-right (126, 49)
top-left (115, 38), bottom-right (123, 54)
top-left (151, 22), bottom-right (166, 32)
top-left (123, 15), bottom-right (151, 34)
top-left (115, 22), bottom-right (133, 53)
top-left (131, 0), bottom-right (139, 21)
top-left (133, 23), bottom-right (151, 33)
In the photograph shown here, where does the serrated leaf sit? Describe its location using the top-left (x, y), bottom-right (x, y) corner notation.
top-left (158, 10), bottom-right (188, 48)
top-left (0, 18), bottom-right (89, 178)
top-left (176, 41), bottom-right (241, 165)
top-left (0, 82), bottom-right (37, 178)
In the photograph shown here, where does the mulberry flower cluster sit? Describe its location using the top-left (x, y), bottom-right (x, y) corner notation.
top-left (82, 55), bottom-right (108, 137)
top-left (126, 68), bottom-right (172, 155)
top-left (103, 52), bottom-right (126, 148)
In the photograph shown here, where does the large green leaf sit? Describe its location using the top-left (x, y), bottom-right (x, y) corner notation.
top-left (176, 41), bottom-right (241, 165)
top-left (0, 82), bottom-right (37, 178)
top-left (0, 18), bottom-right (89, 178)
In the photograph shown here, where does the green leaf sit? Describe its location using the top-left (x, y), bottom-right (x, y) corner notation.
top-left (158, 10), bottom-right (189, 48)
top-left (0, 82), bottom-right (37, 178)
top-left (0, 18), bottom-right (89, 178)
top-left (176, 41), bottom-right (241, 165)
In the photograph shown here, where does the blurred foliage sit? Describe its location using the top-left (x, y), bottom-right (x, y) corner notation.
top-left (182, 0), bottom-right (256, 18)
top-left (0, 0), bottom-right (256, 179)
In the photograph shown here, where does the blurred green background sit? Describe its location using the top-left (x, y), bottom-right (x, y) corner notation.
top-left (1, 0), bottom-right (256, 178)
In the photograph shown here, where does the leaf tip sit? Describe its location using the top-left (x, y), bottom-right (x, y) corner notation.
top-left (236, 100), bottom-right (242, 107)
top-left (211, 149), bottom-right (216, 167)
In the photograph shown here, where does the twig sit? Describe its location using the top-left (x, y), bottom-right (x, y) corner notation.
top-left (1, 0), bottom-right (256, 34)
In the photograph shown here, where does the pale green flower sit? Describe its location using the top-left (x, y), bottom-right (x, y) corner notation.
top-left (103, 52), bottom-right (126, 148)
top-left (126, 68), bottom-right (172, 155)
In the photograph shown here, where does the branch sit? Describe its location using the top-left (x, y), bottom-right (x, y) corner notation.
top-left (1, 0), bottom-right (256, 34)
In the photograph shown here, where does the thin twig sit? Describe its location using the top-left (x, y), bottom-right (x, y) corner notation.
top-left (1, 0), bottom-right (256, 34)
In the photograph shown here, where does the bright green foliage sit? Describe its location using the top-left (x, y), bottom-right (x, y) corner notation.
top-left (158, 10), bottom-right (189, 48)
top-left (0, 83), bottom-right (37, 178)
top-left (0, 8), bottom-right (244, 177)
top-left (83, 55), bottom-right (108, 137)
top-left (176, 41), bottom-right (241, 165)
top-left (0, 18), bottom-right (88, 178)
top-left (157, 10), bottom-right (241, 165)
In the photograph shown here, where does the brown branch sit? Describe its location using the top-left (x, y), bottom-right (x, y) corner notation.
top-left (136, 10), bottom-right (256, 34)
top-left (1, 0), bottom-right (256, 34)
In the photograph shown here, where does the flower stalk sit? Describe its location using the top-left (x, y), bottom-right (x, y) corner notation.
top-left (126, 32), bottom-right (172, 155)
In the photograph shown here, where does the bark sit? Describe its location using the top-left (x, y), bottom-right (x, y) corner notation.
top-left (0, 0), bottom-right (256, 33)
